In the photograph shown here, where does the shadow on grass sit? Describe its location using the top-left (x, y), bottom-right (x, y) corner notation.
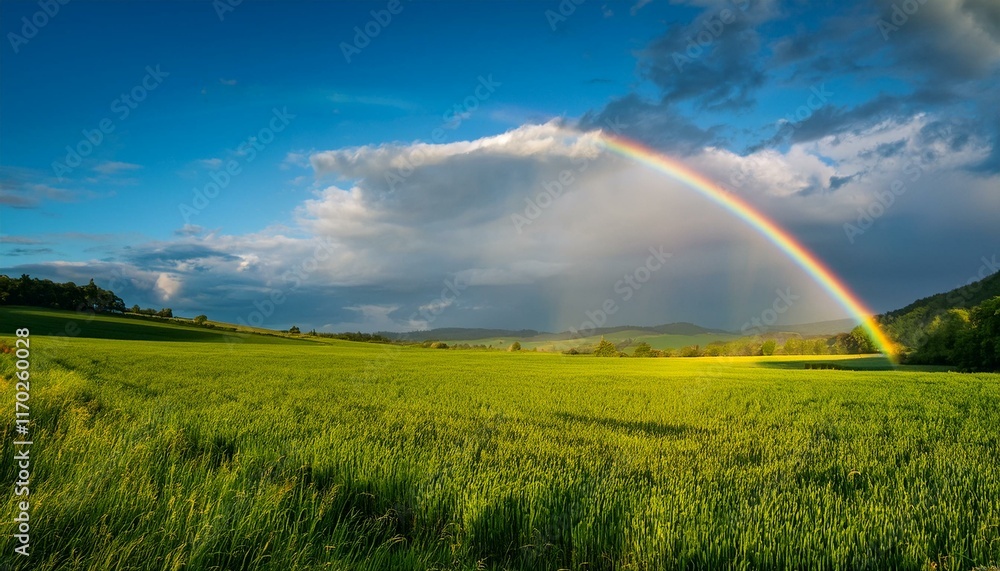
top-left (754, 356), bottom-right (955, 373)
top-left (0, 306), bottom-right (304, 344)
top-left (755, 356), bottom-right (896, 371)
top-left (553, 411), bottom-right (709, 438)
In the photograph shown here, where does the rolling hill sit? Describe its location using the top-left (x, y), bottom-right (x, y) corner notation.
top-left (0, 306), bottom-right (312, 345)
top-left (878, 270), bottom-right (1000, 348)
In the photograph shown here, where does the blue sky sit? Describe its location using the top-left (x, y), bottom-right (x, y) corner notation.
top-left (2, 0), bottom-right (999, 332)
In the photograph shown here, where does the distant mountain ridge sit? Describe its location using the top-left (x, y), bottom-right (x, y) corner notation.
top-left (379, 322), bottom-right (728, 342)
top-left (761, 318), bottom-right (860, 336)
top-left (378, 328), bottom-right (543, 342)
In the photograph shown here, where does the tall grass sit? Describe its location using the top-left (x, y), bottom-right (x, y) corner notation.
top-left (1, 336), bottom-right (998, 570)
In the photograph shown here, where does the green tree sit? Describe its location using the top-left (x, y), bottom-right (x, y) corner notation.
top-left (678, 345), bottom-right (703, 357)
top-left (761, 339), bottom-right (777, 356)
top-left (912, 309), bottom-right (971, 365)
top-left (783, 338), bottom-right (802, 355)
top-left (632, 342), bottom-right (652, 357)
top-left (848, 326), bottom-right (876, 354)
top-left (288, 325), bottom-right (301, 334)
top-left (969, 297), bottom-right (1000, 371)
top-left (593, 337), bottom-right (618, 357)
top-left (508, 341), bottom-right (521, 352)
top-left (193, 314), bottom-right (208, 325)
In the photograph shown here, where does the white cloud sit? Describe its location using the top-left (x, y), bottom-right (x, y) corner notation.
top-left (93, 161), bottom-right (142, 175)
top-left (155, 273), bottom-right (182, 301)
top-left (237, 254), bottom-right (259, 272)
top-left (309, 121), bottom-right (602, 178)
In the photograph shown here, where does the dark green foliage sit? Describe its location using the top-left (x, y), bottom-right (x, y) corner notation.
top-left (508, 341), bottom-right (521, 352)
top-left (903, 296), bottom-right (1000, 371)
top-left (848, 326), bottom-right (876, 354)
top-left (907, 309), bottom-right (971, 365)
top-left (762, 339), bottom-right (777, 356)
top-left (971, 297), bottom-right (1000, 370)
top-left (0, 274), bottom-right (125, 313)
top-left (879, 270), bottom-right (1000, 349)
top-left (631, 341), bottom-right (653, 357)
top-left (678, 344), bottom-right (703, 357)
top-left (593, 337), bottom-right (618, 357)
top-left (313, 331), bottom-right (392, 343)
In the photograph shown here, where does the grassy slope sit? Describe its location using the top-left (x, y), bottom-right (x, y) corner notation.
top-left (0, 306), bottom-right (312, 344)
top-left (0, 315), bottom-right (998, 570)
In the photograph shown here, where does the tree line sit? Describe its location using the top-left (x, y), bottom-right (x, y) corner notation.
top-left (900, 296), bottom-right (1000, 371)
top-left (582, 326), bottom-right (878, 358)
top-left (0, 274), bottom-right (125, 313)
top-left (0, 274), bottom-right (174, 318)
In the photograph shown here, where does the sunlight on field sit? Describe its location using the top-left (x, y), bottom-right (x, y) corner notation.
top-left (2, 330), bottom-right (998, 570)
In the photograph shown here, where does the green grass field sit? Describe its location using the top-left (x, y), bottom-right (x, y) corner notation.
top-left (1, 309), bottom-right (999, 570)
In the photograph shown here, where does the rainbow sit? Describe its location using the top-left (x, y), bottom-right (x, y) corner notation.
top-left (600, 134), bottom-right (896, 359)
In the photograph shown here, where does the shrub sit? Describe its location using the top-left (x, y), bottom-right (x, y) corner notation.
top-left (678, 345), bottom-right (703, 357)
top-left (632, 342), bottom-right (653, 357)
top-left (430, 341), bottom-right (449, 349)
top-left (593, 337), bottom-right (618, 357)
top-left (762, 339), bottom-right (777, 356)
top-left (193, 315), bottom-right (208, 325)
top-left (508, 341), bottom-right (521, 352)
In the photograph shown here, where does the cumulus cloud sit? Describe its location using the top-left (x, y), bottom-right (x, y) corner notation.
top-left (155, 273), bottom-right (182, 301)
top-left (5, 116), bottom-right (997, 332)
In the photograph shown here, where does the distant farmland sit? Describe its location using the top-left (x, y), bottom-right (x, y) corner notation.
top-left (442, 330), bottom-right (737, 351)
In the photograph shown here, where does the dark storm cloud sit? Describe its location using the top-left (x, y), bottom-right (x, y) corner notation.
top-left (828, 174), bottom-right (860, 191)
top-left (872, 0), bottom-right (1000, 81)
top-left (577, 94), bottom-right (720, 154)
top-left (3, 247), bottom-right (54, 256)
top-left (635, 0), bottom-right (782, 112)
top-left (860, 139), bottom-right (907, 160)
top-left (0, 236), bottom-right (48, 245)
top-left (122, 243), bottom-right (240, 267)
